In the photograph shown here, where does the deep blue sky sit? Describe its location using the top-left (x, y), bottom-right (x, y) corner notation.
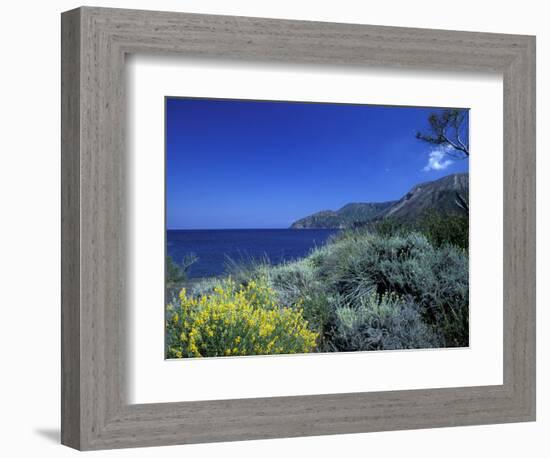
top-left (166, 98), bottom-right (469, 229)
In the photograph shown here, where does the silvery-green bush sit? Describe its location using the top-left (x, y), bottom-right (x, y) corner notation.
top-left (326, 291), bottom-right (442, 351)
top-left (315, 232), bottom-right (468, 347)
top-left (263, 260), bottom-right (334, 348)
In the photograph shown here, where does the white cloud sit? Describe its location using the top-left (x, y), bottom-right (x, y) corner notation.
top-left (422, 145), bottom-right (454, 171)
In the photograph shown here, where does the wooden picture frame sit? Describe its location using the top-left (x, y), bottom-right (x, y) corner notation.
top-left (61, 6), bottom-right (536, 450)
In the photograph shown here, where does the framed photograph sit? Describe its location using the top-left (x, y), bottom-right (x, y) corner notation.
top-left (164, 98), bottom-right (470, 360)
top-left (61, 6), bottom-right (536, 450)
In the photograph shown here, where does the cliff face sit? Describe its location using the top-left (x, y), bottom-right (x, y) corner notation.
top-left (290, 173), bottom-right (469, 229)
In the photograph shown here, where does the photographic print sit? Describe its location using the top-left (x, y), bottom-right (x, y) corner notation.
top-left (165, 98), bottom-right (469, 359)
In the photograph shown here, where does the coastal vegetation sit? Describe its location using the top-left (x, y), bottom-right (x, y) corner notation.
top-left (165, 211), bottom-right (469, 357)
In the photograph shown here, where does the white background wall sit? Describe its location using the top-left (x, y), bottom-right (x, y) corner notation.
top-left (0, 1), bottom-right (546, 456)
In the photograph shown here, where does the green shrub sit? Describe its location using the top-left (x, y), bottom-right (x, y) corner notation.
top-left (263, 260), bottom-right (333, 348)
top-left (166, 276), bottom-right (318, 358)
top-left (418, 211), bottom-right (469, 249)
top-left (189, 276), bottom-right (223, 297)
top-left (315, 232), bottom-right (468, 347)
top-left (166, 254), bottom-right (198, 285)
top-left (222, 254), bottom-right (276, 287)
top-left (166, 255), bottom-right (185, 284)
top-left (352, 212), bottom-right (469, 250)
top-left (422, 244), bottom-right (469, 346)
top-left (367, 218), bottom-right (409, 238)
top-left (307, 243), bottom-right (333, 269)
top-left (326, 292), bottom-right (442, 351)
top-left (165, 254), bottom-right (199, 303)
top-left (262, 260), bottom-right (317, 306)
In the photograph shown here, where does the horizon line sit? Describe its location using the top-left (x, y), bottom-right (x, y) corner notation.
top-left (166, 227), bottom-right (336, 231)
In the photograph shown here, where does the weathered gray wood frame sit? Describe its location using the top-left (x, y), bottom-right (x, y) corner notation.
top-left (61, 6), bottom-right (536, 451)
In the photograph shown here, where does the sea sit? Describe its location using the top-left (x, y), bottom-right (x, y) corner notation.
top-left (166, 228), bottom-right (338, 279)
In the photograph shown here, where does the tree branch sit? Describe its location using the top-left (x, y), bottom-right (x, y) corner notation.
top-left (441, 133), bottom-right (469, 157)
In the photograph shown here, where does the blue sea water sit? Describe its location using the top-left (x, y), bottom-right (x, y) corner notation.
top-left (167, 229), bottom-right (338, 279)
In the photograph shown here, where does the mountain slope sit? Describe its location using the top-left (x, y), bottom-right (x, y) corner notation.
top-left (381, 173), bottom-right (468, 220)
top-left (289, 173), bottom-right (469, 229)
top-left (290, 201), bottom-right (395, 229)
